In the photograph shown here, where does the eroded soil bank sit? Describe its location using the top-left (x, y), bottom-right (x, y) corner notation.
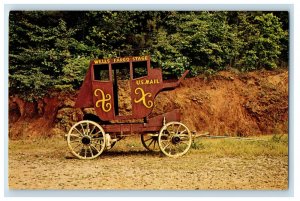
top-left (9, 69), bottom-right (288, 139)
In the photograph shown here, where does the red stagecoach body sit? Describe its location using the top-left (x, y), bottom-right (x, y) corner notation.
top-left (75, 55), bottom-right (188, 133)
top-left (67, 55), bottom-right (192, 159)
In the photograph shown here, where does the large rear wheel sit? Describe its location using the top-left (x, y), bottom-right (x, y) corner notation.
top-left (67, 120), bottom-right (106, 159)
top-left (158, 122), bottom-right (192, 158)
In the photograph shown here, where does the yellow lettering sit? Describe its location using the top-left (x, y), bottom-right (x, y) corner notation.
top-left (94, 59), bottom-right (109, 64)
top-left (95, 56), bottom-right (149, 64)
top-left (135, 79), bottom-right (161, 85)
top-left (113, 57), bottom-right (130, 63)
top-left (132, 56), bottom-right (148, 61)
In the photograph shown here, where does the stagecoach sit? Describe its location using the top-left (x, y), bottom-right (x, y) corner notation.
top-left (66, 55), bottom-right (192, 159)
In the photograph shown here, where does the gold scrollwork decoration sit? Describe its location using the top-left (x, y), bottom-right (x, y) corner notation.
top-left (94, 89), bottom-right (112, 112)
top-left (134, 87), bottom-right (153, 109)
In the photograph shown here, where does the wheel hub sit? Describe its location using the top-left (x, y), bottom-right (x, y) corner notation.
top-left (81, 136), bottom-right (91, 145)
top-left (172, 136), bottom-right (181, 144)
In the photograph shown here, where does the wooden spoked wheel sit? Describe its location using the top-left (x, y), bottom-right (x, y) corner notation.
top-left (141, 133), bottom-right (160, 152)
top-left (158, 122), bottom-right (192, 158)
top-left (67, 120), bottom-right (106, 159)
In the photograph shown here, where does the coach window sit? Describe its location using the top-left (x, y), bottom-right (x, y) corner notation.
top-left (94, 64), bottom-right (110, 81)
top-left (132, 61), bottom-right (148, 79)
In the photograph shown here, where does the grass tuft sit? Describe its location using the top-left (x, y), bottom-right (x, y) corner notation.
top-left (190, 134), bottom-right (288, 158)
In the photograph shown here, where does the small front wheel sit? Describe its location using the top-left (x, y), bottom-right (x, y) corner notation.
top-left (67, 120), bottom-right (106, 159)
top-left (158, 122), bottom-right (192, 158)
top-left (141, 133), bottom-right (160, 152)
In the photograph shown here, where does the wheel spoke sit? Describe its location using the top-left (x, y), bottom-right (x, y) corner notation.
top-left (72, 142), bottom-right (82, 150)
top-left (69, 139), bottom-right (81, 143)
top-left (74, 127), bottom-right (84, 137)
top-left (69, 133), bottom-right (81, 138)
top-left (153, 140), bottom-right (157, 149)
top-left (160, 138), bottom-right (170, 142)
top-left (90, 125), bottom-right (96, 135)
top-left (84, 146), bottom-right (87, 158)
top-left (163, 142), bottom-right (171, 150)
top-left (93, 140), bottom-right (104, 146)
top-left (90, 144), bottom-right (100, 154)
top-left (148, 139), bottom-right (155, 147)
top-left (92, 139), bottom-right (104, 148)
top-left (91, 130), bottom-right (103, 136)
top-left (178, 133), bottom-right (189, 138)
top-left (176, 124), bottom-right (182, 135)
top-left (91, 136), bottom-right (104, 140)
top-left (179, 129), bottom-right (187, 135)
top-left (86, 122), bottom-right (90, 134)
top-left (88, 146), bottom-right (94, 157)
top-left (70, 142), bottom-right (81, 147)
top-left (144, 137), bottom-right (152, 142)
top-left (91, 138), bottom-right (101, 144)
top-left (80, 123), bottom-right (86, 135)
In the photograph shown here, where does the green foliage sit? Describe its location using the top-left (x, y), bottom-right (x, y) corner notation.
top-left (9, 11), bottom-right (288, 100)
top-left (235, 12), bottom-right (287, 71)
top-left (56, 56), bottom-right (90, 91)
top-left (9, 11), bottom-right (79, 100)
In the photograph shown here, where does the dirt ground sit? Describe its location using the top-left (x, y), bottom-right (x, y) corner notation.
top-left (8, 136), bottom-right (288, 190)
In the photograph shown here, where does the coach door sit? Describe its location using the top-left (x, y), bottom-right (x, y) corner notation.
top-left (92, 62), bottom-right (115, 121)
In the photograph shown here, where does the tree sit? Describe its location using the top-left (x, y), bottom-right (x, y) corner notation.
top-left (235, 12), bottom-right (287, 71)
top-left (9, 11), bottom-right (79, 100)
top-left (9, 11), bottom-right (289, 100)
